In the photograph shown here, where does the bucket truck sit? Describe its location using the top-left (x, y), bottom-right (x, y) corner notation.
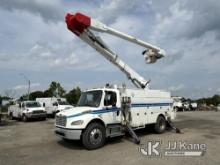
top-left (55, 12), bottom-right (177, 149)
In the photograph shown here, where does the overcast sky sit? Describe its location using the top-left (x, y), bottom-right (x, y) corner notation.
top-left (0, 0), bottom-right (220, 99)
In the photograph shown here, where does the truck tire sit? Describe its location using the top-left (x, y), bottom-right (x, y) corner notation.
top-left (52, 112), bottom-right (56, 118)
top-left (22, 114), bottom-right (28, 122)
top-left (9, 113), bottom-right (15, 120)
top-left (82, 122), bottom-right (106, 150)
top-left (154, 116), bottom-right (166, 134)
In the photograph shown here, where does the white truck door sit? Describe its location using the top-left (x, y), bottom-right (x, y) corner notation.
top-left (102, 91), bottom-right (121, 124)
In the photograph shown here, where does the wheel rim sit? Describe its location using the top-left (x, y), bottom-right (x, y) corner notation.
top-left (159, 120), bottom-right (165, 130)
top-left (89, 128), bottom-right (102, 145)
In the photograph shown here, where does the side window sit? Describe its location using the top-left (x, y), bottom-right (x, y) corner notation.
top-left (104, 91), bottom-right (117, 107)
top-left (53, 102), bottom-right (58, 106)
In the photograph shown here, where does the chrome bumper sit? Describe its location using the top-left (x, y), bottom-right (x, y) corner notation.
top-left (55, 127), bottom-right (82, 140)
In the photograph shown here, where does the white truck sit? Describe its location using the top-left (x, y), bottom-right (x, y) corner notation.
top-left (190, 102), bottom-right (198, 110)
top-left (8, 101), bottom-right (47, 122)
top-left (172, 97), bottom-right (184, 111)
top-left (36, 97), bottom-right (73, 117)
top-left (55, 12), bottom-right (177, 149)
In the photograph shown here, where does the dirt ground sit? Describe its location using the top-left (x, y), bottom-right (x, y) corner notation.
top-left (0, 111), bottom-right (220, 165)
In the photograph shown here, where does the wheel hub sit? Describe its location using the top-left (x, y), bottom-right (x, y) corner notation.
top-left (89, 128), bottom-right (102, 145)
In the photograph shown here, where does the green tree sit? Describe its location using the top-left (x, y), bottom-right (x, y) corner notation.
top-left (0, 95), bottom-right (2, 105)
top-left (196, 94), bottom-right (220, 106)
top-left (44, 81), bottom-right (66, 97)
top-left (65, 87), bottom-right (81, 105)
top-left (29, 91), bottom-right (44, 100)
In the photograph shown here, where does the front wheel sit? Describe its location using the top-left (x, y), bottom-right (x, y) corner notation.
top-left (154, 116), bottom-right (166, 134)
top-left (22, 114), bottom-right (28, 122)
top-left (82, 122), bottom-right (106, 150)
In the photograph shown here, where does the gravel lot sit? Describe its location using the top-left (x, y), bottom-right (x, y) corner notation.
top-left (0, 111), bottom-right (220, 165)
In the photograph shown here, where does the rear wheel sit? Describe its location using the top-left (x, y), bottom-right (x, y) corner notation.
top-left (154, 116), bottom-right (166, 134)
top-left (82, 122), bottom-right (106, 150)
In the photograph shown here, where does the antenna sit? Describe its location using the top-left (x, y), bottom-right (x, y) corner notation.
top-left (19, 73), bottom-right (31, 100)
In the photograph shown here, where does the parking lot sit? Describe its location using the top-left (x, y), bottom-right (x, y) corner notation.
top-left (0, 111), bottom-right (220, 165)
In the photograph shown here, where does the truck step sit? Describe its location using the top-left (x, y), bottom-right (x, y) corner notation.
top-left (109, 132), bottom-right (125, 138)
top-left (107, 124), bottom-right (125, 137)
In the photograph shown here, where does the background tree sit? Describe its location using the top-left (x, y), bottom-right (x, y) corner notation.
top-left (65, 87), bottom-right (81, 105)
top-left (196, 94), bottom-right (220, 106)
top-left (44, 81), bottom-right (66, 97)
top-left (29, 91), bottom-right (44, 100)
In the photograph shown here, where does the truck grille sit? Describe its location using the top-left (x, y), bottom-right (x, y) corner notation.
top-left (56, 115), bottom-right (66, 127)
top-left (32, 110), bottom-right (45, 114)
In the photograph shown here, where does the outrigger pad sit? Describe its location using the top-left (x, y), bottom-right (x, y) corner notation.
top-left (167, 119), bottom-right (182, 134)
top-left (125, 124), bottom-right (140, 144)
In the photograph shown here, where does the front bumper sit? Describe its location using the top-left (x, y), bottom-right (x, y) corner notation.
top-left (55, 127), bottom-right (82, 140)
top-left (26, 113), bottom-right (47, 119)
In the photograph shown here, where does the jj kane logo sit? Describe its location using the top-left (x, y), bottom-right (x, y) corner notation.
top-left (139, 140), bottom-right (206, 157)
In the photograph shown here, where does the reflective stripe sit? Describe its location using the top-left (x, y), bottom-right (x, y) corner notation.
top-left (66, 103), bottom-right (172, 118)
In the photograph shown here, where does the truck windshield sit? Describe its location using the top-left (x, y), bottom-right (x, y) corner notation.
top-left (25, 102), bottom-right (41, 108)
top-left (77, 90), bottom-right (102, 107)
top-left (58, 101), bottom-right (70, 105)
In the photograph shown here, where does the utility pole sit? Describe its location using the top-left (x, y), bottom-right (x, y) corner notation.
top-left (19, 73), bottom-right (30, 100)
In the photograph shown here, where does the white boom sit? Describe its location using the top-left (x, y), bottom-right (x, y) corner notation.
top-left (65, 13), bottom-right (166, 89)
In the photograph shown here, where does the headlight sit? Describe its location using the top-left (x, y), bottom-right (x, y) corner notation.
top-left (71, 120), bottom-right (84, 125)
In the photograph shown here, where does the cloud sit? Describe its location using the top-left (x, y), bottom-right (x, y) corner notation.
top-left (168, 84), bottom-right (185, 91)
top-left (13, 83), bottom-right (40, 90)
top-left (93, 0), bottom-right (152, 24)
top-left (0, 0), bottom-right (220, 99)
top-left (0, 0), bottom-right (63, 22)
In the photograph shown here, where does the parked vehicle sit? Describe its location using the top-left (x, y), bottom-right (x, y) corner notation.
top-left (8, 101), bottom-right (46, 122)
top-left (172, 97), bottom-right (184, 111)
top-left (36, 98), bottom-right (73, 117)
top-left (217, 104), bottom-right (220, 111)
top-left (190, 102), bottom-right (198, 110)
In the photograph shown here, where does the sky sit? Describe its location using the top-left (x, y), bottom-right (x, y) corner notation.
top-left (0, 0), bottom-right (220, 99)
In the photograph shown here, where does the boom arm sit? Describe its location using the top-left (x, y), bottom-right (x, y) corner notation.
top-left (65, 12), bottom-right (165, 89)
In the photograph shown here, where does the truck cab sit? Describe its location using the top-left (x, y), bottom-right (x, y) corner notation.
top-left (8, 101), bottom-right (47, 122)
top-left (52, 100), bottom-right (73, 114)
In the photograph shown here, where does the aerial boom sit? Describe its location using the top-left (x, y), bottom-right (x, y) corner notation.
top-left (65, 12), bottom-right (165, 89)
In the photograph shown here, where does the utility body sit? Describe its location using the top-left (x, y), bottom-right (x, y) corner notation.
top-left (55, 12), bottom-right (176, 149)
top-left (36, 97), bottom-right (73, 117)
